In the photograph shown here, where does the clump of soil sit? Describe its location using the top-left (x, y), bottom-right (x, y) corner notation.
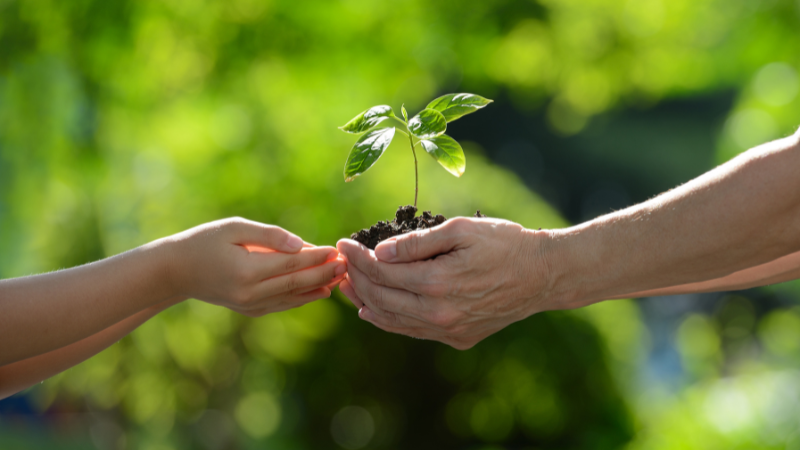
top-left (351, 205), bottom-right (487, 250)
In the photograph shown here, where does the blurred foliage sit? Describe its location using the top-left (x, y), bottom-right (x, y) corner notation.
top-left (1, 0), bottom-right (800, 449)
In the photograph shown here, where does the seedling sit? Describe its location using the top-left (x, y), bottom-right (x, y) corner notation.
top-left (339, 93), bottom-right (492, 208)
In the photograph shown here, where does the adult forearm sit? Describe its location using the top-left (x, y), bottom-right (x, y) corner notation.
top-left (542, 132), bottom-right (800, 309)
top-left (615, 250), bottom-right (800, 298)
top-left (0, 240), bottom-right (176, 366)
top-left (0, 297), bottom-right (181, 400)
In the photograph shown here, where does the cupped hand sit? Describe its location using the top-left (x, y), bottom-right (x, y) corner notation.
top-left (337, 217), bottom-right (553, 349)
top-left (166, 218), bottom-right (346, 316)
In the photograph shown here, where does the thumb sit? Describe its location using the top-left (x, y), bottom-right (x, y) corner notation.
top-left (233, 220), bottom-right (304, 253)
top-left (374, 220), bottom-right (462, 263)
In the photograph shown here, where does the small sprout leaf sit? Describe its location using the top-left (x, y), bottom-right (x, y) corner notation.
top-left (426, 93), bottom-right (493, 122)
top-left (343, 127), bottom-right (396, 181)
top-left (420, 134), bottom-right (466, 177)
top-left (408, 108), bottom-right (447, 139)
top-left (338, 93), bottom-right (489, 206)
top-left (339, 105), bottom-right (395, 134)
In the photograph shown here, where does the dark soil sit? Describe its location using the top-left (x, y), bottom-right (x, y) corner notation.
top-left (351, 205), bottom-right (487, 250)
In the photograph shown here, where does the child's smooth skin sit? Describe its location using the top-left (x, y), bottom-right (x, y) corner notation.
top-left (0, 217), bottom-right (345, 399)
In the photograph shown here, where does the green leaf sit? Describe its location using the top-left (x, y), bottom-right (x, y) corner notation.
top-left (408, 108), bottom-right (447, 139)
top-left (339, 105), bottom-right (395, 134)
top-left (426, 93), bottom-right (493, 122)
top-left (343, 127), bottom-right (396, 181)
top-left (401, 104), bottom-right (408, 122)
top-left (420, 134), bottom-right (465, 177)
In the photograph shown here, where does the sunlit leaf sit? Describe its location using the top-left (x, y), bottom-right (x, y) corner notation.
top-left (339, 105), bottom-right (395, 134)
top-left (420, 134), bottom-right (465, 177)
top-left (408, 108), bottom-right (446, 139)
top-left (401, 104), bottom-right (408, 122)
top-left (426, 93), bottom-right (493, 122)
top-left (343, 127), bottom-right (396, 181)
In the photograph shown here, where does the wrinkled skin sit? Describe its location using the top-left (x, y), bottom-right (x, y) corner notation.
top-left (337, 217), bottom-right (552, 350)
top-left (168, 218), bottom-right (346, 317)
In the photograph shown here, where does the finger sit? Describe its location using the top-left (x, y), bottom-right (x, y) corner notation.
top-left (250, 246), bottom-right (338, 279)
top-left (299, 287), bottom-right (332, 301)
top-left (252, 259), bottom-right (346, 298)
top-left (295, 272), bottom-right (345, 295)
top-left (360, 307), bottom-right (479, 350)
top-left (327, 256), bottom-right (347, 288)
top-left (339, 276), bottom-right (364, 309)
top-left (358, 304), bottom-right (433, 329)
top-left (346, 263), bottom-right (426, 323)
top-left (231, 219), bottom-right (304, 253)
top-left (253, 242), bottom-right (317, 252)
top-left (246, 287), bottom-right (333, 317)
top-left (374, 218), bottom-right (466, 263)
top-left (285, 264), bottom-right (345, 295)
top-left (280, 286), bottom-right (333, 305)
top-left (358, 307), bottom-right (457, 345)
top-left (326, 274), bottom-right (345, 289)
top-left (337, 239), bottom-right (436, 293)
top-left (359, 306), bottom-right (433, 336)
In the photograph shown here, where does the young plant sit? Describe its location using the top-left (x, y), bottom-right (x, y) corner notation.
top-left (339, 93), bottom-right (492, 207)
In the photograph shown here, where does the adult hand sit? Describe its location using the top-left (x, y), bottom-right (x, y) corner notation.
top-left (166, 218), bottom-right (346, 317)
top-left (337, 217), bottom-right (554, 349)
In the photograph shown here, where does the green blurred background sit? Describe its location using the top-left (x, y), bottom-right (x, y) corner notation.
top-left (1, 0), bottom-right (800, 448)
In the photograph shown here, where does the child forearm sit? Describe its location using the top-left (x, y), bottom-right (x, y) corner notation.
top-left (0, 242), bottom-right (174, 366)
top-left (0, 296), bottom-right (183, 400)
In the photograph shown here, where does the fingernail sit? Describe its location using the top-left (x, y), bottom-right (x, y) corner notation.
top-left (375, 240), bottom-right (397, 262)
top-left (335, 262), bottom-right (347, 276)
top-left (326, 249), bottom-right (339, 261)
top-left (358, 307), bottom-right (375, 321)
top-left (286, 234), bottom-right (303, 251)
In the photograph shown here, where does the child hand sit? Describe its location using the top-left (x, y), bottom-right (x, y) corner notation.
top-left (164, 218), bottom-right (345, 316)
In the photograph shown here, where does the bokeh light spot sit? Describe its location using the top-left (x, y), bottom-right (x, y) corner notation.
top-left (330, 406), bottom-right (375, 449)
top-left (623, 0), bottom-right (666, 37)
top-left (234, 391), bottom-right (281, 439)
top-left (676, 314), bottom-right (720, 360)
top-left (753, 63), bottom-right (799, 107)
top-left (210, 104), bottom-right (253, 151)
top-left (469, 397), bottom-right (514, 442)
top-left (724, 108), bottom-right (778, 151)
top-left (759, 309), bottom-right (800, 357)
top-left (703, 381), bottom-right (752, 435)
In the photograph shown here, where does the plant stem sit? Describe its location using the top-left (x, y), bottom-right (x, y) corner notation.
top-left (393, 115), bottom-right (418, 207)
top-left (408, 133), bottom-right (418, 207)
top-left (390, 116), bottom-right (409, 130)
